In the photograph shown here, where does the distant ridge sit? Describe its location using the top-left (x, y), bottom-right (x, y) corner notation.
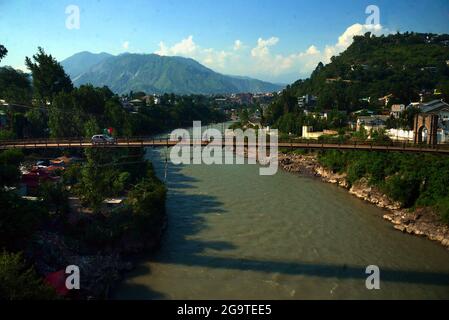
top-left (61, 52), bottom-right (284, 95)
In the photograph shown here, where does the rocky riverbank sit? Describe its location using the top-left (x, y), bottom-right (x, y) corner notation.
top-left (279, 152), bottom-right (449, 249)
top-left (27, 213), bottom-right (167, 299)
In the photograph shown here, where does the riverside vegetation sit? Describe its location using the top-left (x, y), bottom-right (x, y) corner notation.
top-left (2, 30), bottom-right (449, 298)
top-left (0, 147), bottom-right (167, 299)
top-left (0, 45), bottom-right (227, 299)
top-left (264, 32), bottom-right (449, 135)
top-left (279, 149), bottom-right (449, 248)
top-left (261, 32), bottom-right (449, 245)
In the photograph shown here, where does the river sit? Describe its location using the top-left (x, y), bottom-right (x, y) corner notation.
top-left (114, 124), bottom-right (449, 299)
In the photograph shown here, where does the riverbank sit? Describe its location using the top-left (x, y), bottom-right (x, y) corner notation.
top-left (12, 148), bottom-right (168, 299)
top-left (278, 152), bottom-right (449, 249)
top-left (28, 211), bottom-right (167, 299)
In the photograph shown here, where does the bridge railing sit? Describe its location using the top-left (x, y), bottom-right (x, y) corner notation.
top-left (276, 137), bottom-right (449, 150)
top-left (1, 136), bottom-right (449, 152)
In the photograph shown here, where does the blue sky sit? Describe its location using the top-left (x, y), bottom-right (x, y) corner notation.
top-left (1, 0), bottom-right (449, 83)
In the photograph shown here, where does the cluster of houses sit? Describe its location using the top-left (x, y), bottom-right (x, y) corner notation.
top-left (14, 155), bottom-right (127, 212)
top-left (120, 92), bottom-right (277, 113)
top-left (358, 99), bottom-right (449, 143)
top-left (235, 89), bottom-right (449, 143)
top-left (18, 156), bottom-right (78, 197)
top-left (292, 92), bottom-right (449, 142)
top-left (120, 94), bottom-right (161, 112)
top-left (0, 99), bottom-right (9, 129)
top-left (214, 92), bottom-right (275, 109)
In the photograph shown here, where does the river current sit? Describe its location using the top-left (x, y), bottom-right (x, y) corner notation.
top-left (115, 124), bottom-right (449, 299)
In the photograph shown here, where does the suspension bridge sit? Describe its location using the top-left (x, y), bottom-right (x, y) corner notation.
top-left (1, 137), bottom-right (449, 154)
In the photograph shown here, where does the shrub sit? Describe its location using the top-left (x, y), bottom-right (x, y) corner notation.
top-left (317, 150), bottom-right (348, 172)
top-left (39, 182), bottom-right (70, 216)
top-left (382, 173), bottom-right (421, 207)
top-left (346, 161), bottom-right (366, 185)
top-left (436, 197), bottom-right (449, 224)
top-left (0, 149), bottom-right (24, 186)
top-left (0, 250), bottom-right (57, 300)
top-left (0, 190), bottom-right (47, 250)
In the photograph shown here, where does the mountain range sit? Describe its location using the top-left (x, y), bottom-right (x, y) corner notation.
top-left (61, 51), bottom-right (284, 95)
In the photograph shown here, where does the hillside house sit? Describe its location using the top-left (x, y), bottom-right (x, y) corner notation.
top-left (378, 94), bottom-right (393, 106)
top-left (302, 126), bottom-right (338, 139)
top-left (356, 115), bottom-right (390, 132)
top-left (390, 104), bottom-right (406, 118)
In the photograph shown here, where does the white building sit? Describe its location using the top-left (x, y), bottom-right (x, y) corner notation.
top-left (390, 104), bottom-right (406, 118)
top-left (356, 115), bottom-right (390, 132)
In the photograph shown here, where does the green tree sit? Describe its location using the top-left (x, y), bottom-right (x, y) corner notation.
top-left (25, 47), bottom-right (73, 104)
top-left (84, 117), bottom-right (101, 138)
top-left (38, 182), bottom-right (69, 217)
top-left (0, 44), bottom-right (7, 62)
top-left (0, 67), bottom-right (32, 105)
top-left (0, 150), bottom-right (48, 249)
top-left (48, 91), bottom-right (83, 138)
top-left (0, 149), bottom-right (24, 186)
top-left (75, 149), bottom-right (128, 213)
top-left (25, 108), bottom-right (48, 138)
top-left (104, 99), bottom-right (128, 136)
top-left (0, 251), bottom-right (57, 300)
top-left (74, 85), bottom-right (106, 115)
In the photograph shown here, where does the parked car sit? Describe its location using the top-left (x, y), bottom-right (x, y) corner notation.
top-left (91, 134), bottom-right (116, 145)
top-left (36, 160), bottom-right (50, 167)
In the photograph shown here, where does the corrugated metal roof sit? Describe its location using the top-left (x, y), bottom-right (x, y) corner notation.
top-left (421, 100), bottom-right (449, 113)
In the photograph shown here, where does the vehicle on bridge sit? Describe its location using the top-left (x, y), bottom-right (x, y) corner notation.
top-left (91, 134), bottom-right (116, 145)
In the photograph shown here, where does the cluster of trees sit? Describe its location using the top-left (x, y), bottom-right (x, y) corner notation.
top-left (264, 93), bottom-right (349, 136)
top-left (63, 147), bottom-right (167, 252)
top-left (0, 149), bottom-right (59, 299)
top-left (0, 45), bottom-right (174, 299)
top-left (317, 150), bottom-right (449, 223)
top-left (0, 251), bottom-right (57, 299)
top-left (0, 46), bottom-right (227, 140)
top-left (296, 32), bottom-right (449, 108)
top-left (0, 145), bottom-right (167, 299)
top-left (278, 32), bottom-right (449, 223)
top-left (125, 94), bottom-right (227, 136)
top-left (264, 32), bottom-right (449, 134)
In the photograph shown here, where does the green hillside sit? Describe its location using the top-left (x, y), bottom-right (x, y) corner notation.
top-left (61, 51), bottom-right (113, 80)
top-left (265, 32), bottom-right (449, 130)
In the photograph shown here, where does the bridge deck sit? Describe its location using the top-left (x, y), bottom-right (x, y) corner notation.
top-left (1, 138), bottom-right (449, 154)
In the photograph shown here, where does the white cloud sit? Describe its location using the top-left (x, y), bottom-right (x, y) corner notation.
top-left (201, 48), bottom-right (231, 69)
top-left (14, 65), bottom-right (28, 73)
top-left (153, 23), bottom-right (390, 82)
top-left (155, 35), bottom-right (235, 70)
top-left (156, 35), bottom-right (197, 56)
top-left (246, 24), bottom-right (390, 78)
top-left (233, 40), bottom-right (243, 51)
top-left (322, 23), bottom-right (388, 62)
top-left (251, 37), bottom-right (279, 57)
top-left (305, 45), bottom-right (319, 55)
top-left (122, 41), bottom-right (129, 50)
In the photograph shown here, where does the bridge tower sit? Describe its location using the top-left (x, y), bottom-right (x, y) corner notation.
top-left (413, 113), bottom-right (438, 145)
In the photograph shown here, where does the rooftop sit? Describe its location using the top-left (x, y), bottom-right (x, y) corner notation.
top-left (421, 100), bottom-right (449, 114)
